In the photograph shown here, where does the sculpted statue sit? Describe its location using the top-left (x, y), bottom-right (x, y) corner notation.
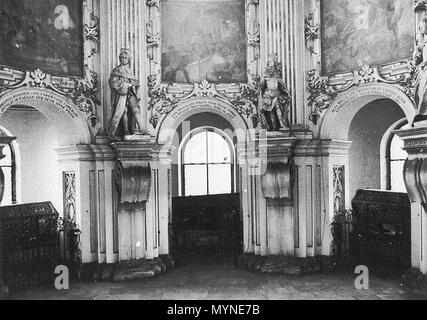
top-left (414, 15), bottom-right (427, 123)
top-left (258, 54), bottom-right (291, 132)
top-left (109, 49), bottom-right (146, 140)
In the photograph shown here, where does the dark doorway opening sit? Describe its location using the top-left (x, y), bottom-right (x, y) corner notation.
top-left (171, 194), bottom-right (242, 265)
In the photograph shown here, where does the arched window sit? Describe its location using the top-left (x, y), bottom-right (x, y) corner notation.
top-left (388, 133), bottom-right (407, 192)
top-left (0, 142), bottom-right (16, 205)
top-left (381, 119), bottom-right (408, 192)
top-left (179, 128), bottom-right (235, 196)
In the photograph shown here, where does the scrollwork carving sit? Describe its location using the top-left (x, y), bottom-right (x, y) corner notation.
top-left (84, 13), bottom-right (100, 58)
top-left (0, 6), bottom-right (100, 125)
top-left (305, 0), bottom-right (417, 126)
top-left (307, 61), bottom-right (417, 124)
top-left (146, 0), bottom-right (261, 130)
top-left (0, 66), bottom-right (100, 121)
top-left (305, 13), bottom-right (319, 55)
top-left (146, 0), bottom-right (159, 8)
top-left (148, 74), bottom-right (260, 128)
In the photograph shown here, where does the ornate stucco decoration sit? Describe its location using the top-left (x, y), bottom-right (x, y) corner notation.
top-left (305, 0), bottom-right (418, 125)
top-left (305, 13), bottom-right (319, 55)
top-left (85, 13), bottom-right (100, 58)
top-left (307, 62), bottom-right (417, 124)
top-left (396, 127), bottom-right (427, 210)
top-left (0, 0), bottom-right (100, 126)
top-left (259, 135), bottom-right (297, 201)
top-left (146, 0), bottom-right (261, 130)
top-left (148, 75), bottom-right (259, 129)
top-left (415, 0), bottom-right (427, 12)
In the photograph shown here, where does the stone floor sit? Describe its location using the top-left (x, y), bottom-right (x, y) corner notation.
top-left (9, 255), bottom-right (427, 300)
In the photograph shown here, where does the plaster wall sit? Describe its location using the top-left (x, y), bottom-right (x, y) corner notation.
top-left (348, 99), bottom-right (405, 199)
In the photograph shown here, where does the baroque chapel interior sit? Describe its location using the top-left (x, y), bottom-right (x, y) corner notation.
top-left (0, 0), bottom-right (427, 300)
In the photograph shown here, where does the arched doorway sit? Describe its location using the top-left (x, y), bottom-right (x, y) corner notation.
top-left (157, 98), bottom-right (248, 265)
top-left (0, 88), bottom-right (92, 215)
top-left (318, 85), bottom-right (414, 274)
top-left (319, 84), bottom-right (414, 200)
top-left (170, 114), bottom-right (242, 264)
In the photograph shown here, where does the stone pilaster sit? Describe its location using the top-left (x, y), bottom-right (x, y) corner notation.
top-left (0, 136), bottom-right (15, 300)
top-left (294, 139), bottom-right (351, 258)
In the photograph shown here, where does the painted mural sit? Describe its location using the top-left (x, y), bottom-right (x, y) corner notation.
top-left (161, 0), bottom-right (247, 84)
top-left (321, 0), bottom-right (414, 75)
top-left (0, 0), bottom-right (83, 77)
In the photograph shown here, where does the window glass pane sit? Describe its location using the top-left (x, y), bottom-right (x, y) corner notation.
top-left (207, 131), bottom-right (231, 163)
top-left (390, 135), bottom-right (407, 161)
top-left (0, 167), bottom-right (12, 206)
top-left (184, 165), bottom-right (207, 196)
top-left (390, 160), bottom-right (406, 193)
top-left (208, 164), bottom-right (232, 195)
top-left (0, 145), bottom-right (12, 167)
top-left (184, 132), bottom-right (207, 164)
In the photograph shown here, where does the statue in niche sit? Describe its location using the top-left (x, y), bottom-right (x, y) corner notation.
top-left (414, 15), bottom-right (427, 123)
top-left (109, 49), bottom-right (146, 140)
top-left (258, 54), bottom-right (291, 132)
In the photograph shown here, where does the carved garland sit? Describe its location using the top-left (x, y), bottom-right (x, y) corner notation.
top-left (304, 0), bottom-right (418, 125)
top-left (0, 0), bottom-right (100, 125)
top-left (146, 0), bottom-right (261, 129)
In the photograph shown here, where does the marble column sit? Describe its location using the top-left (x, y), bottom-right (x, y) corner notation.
top-left (0, 136), bottom-right (16, 299)
top-left (395, 126), bottom-right (427, 274)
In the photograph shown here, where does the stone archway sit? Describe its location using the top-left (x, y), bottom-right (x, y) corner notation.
top-left (0, 87), bottom-right (92, 145)
top-left (156, 97), bottom-right (250, 146)
top-left (319, 83), bottom-right (415, 140)
top-left (154, 97), bottom-right (251, 262)
top-left (0, 88), bottom-right (95, 253)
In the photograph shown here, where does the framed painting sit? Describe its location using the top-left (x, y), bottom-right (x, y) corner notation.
top-left (160, 0), bottom-right (247, 84)
top-left (321, 0), bottom-right (414, 75)
top-left (0, 0), bottom-right (84, 77)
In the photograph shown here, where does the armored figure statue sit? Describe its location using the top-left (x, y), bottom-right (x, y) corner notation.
top-left (414, 15), bottom-right (427, 123)
top-left (109, 49), bottom-right (146, 140)
top-left (258, 54), bottom-right (291, 132)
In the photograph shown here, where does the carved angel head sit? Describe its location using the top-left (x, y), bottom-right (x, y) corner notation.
top-left (265, 54), bottom-right (283, 78)
top-left (119, 48), bottom-right (132, 66)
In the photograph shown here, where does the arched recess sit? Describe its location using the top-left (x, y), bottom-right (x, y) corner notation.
top-left (319, 83), bottom-right (415, 141)
top-left (0, 87), bottom-right (92, 145)
top-left (156, 97), bottom-right (250, 146)
top-left (0, 88), bottom-right (93, 210)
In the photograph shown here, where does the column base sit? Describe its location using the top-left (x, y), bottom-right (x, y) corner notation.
top-left (401, 268), bottom-right (427, 297)
top-left (238, 254), bottom-right (336, 275)
top-left (112, 255), bottom-right (175, 282)
top-left (0, 283), bottom-right (9, 300)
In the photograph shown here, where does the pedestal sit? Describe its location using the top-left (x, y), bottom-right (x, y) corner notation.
top-left (112, 140), bottom-right (155, 262)
top-left (257, 131), bottom-right (298, 256)
top-left (111, 138), bottom-right (172, 263)
top-left (395, 126), bottom-right (427, 274)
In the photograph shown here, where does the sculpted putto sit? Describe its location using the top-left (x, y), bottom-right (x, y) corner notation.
top-left (109, 49), bottom-right (146, 140)
top-left (258, 54), bottom-right (291, 132)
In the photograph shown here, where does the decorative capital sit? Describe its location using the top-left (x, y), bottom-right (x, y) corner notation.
top-left (415, 0), bottom-right (427, 13)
